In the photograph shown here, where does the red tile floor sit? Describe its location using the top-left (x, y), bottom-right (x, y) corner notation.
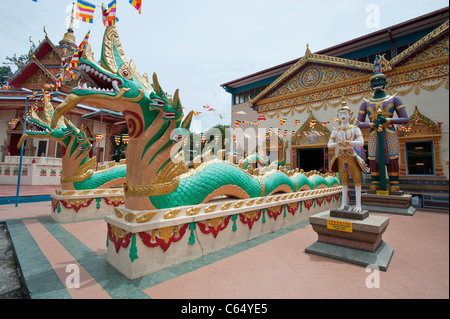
top-left (1, 185), bottom-right (448, 299)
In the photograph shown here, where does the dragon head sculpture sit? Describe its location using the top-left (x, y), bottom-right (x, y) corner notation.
top-left (51, 26), bottom-right (192, 208)
top-left (17, 91), bottom-right (94, 189)
top-left (51, 26), bottom-right (189, 138)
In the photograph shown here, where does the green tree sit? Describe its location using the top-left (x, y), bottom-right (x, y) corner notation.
top-left (1, 54), bottom-right (29, 86)
top-left (0, 65), bottom-right (12, 86)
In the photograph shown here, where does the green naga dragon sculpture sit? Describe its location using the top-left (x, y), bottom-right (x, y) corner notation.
top-left (17, 91), bottom-right (126, 190)
top-left (50, 25), bottom-right (339, 211)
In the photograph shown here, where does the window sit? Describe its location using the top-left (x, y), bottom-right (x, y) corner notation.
top-left (56, 143), bottom-right (64, 158)
top-left (406, 141), bottom-right (434, 175)
top-left (354, 49), bottom-right (392, 64)
top-left (232, 84), bottom-right (270, 105)
top-left (37, 140), bottom-right (48, 157)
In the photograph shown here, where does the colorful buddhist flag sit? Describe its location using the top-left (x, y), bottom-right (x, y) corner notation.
top-left (129, 0), bottom-right (142, 14)
top-left (76, 0), bottom-right (96, 24)
top-left (95, 134), bottom-right (105, 142)
top-left (203, 105), bottom-right (216, 111)
top-left (309, 120), bottom-right (317, 128)
top-left (114, 136), bottom-right (121, 145)
top-left (103, 0), bottom-right (118, 26)
top-left (78, 30), bottom-right (91, 51)
top-left (122, 134), bottom-right (129, 144)
top-left (280, 118), bottom-right (286, 126)
top-left (234, 120), bottom-right (241, 128)
top-left (71, 51), bottom-right (79, 68)
top-left (294, 119), bottom-right (300, 126)
top-left (258, 114), bottom-right (266, 121)
top-left (64, 63), bottom-right (77, 80)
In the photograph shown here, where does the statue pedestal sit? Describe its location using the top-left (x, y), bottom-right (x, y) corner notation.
top-left (361, 191), bottom-right (416, 216)
top-left (305, 209), bottom-right (394, 271)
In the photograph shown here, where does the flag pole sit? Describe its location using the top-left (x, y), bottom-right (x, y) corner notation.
top-left (15, 96), bottom-right (29, 207)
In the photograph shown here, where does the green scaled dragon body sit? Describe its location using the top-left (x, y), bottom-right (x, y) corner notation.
top-left (51, 25), bottom-right (340, 210)
top-left (18, 92), bottom-right (126, 190)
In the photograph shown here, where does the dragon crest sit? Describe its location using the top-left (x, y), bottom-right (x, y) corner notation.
top-left (18, 91), bottom-right (126, 190)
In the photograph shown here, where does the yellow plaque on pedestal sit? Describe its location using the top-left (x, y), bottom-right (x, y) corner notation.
top-left (327, 219), bottom-right (353, 233)
top-left (376, 190), bottom-right (389, 196)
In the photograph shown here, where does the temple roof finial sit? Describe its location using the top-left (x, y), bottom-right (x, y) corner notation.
top-left (60, 2), bottom-right (77, 49)
top-left (305, 43), bottom-right (312, 57)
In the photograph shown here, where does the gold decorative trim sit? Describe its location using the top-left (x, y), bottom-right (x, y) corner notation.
top-left (60, 170), bottom-right (94, 184)
top-left (186, 207), bottom-right (201, 216)
top-left (125, 212), bottom-right (136, 222)
top-left (221, 202), bottom-right (232, 210)
top-left (233, 201), bottom-right (244, 208)
top-left (124, 178), bottom-right (180, 197)
top-left (164, 208), bottom-right (181, 219)
top-left (114, 207), bottom-right (123, 218)
top-left (136, 212), bottom-right (157, 223)
top-left (205, 204), bottom-right (217, 213)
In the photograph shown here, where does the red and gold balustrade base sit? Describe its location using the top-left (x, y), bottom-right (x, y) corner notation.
top-left (50, 188), bottom-right (124, 222)
top-left (105, 187), bottom-right (342, 279)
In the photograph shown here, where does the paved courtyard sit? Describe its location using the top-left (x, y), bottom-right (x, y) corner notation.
top-left (0, 185), bottom-right (448, 300)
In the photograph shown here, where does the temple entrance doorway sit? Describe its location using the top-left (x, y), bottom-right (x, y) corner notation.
top-left (8, 134), bottom-right (21, 156)
top-left (297, 147), bottom-right (327, 173)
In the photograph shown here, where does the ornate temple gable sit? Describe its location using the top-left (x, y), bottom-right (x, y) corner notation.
top-left (21, 65), bottom-right (55, 90)
top-left (32, 37), bottom-right (63, 65)
top-left (291, 112), bottom-right (331, 148)
top-left (266, 63), bottom-right (371, 100)
top-left (382, 23), bottom-right (448, 98)
top-left (402, 36), bottom-right (448, 66)
top-left (398, 106), bottom-right (442, 138)
top-left (249, 47), bottom-right (372, 109)
top-left (253, 22), bottom-right (449, 118)
top-left (391, 20), bottom-right (449, 68)
top-left (9, 57), bottom-right (56, 90)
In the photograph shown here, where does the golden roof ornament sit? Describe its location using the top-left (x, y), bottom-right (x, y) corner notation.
top-left (305, 43), bottom-right (312, 57)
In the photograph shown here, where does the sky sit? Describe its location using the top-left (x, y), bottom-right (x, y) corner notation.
top-left (0, 0), bottom-right (448, 133)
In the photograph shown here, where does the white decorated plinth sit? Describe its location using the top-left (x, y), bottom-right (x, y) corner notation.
top-left (50, 188), bottom-right (124, 222)
top-left (105, 186), bottom-right (342, 279)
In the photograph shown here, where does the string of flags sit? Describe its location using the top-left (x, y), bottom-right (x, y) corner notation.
top-left (111, 134), bottom-right (130, 144)
top-left (192, 105), bottom-right (224, 119)
top-left (71, 0), bottom-right (142, 27)
top-left (71, 30), bottom-right (91, 68)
